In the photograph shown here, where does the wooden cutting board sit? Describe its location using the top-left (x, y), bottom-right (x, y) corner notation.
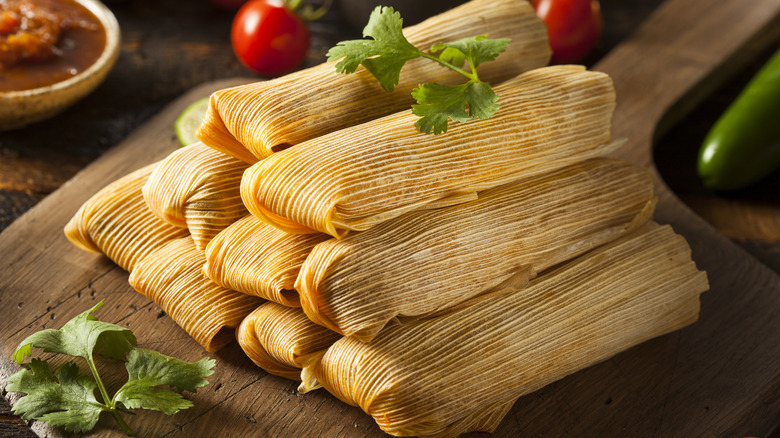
top-left (2, 0), bottom-right (780, 436)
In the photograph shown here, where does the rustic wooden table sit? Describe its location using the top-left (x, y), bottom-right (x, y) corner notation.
top-left (1, 0), bottom-right (778, 436)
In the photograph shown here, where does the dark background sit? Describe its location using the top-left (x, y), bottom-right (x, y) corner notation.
top-left (1, 0), bottom-right (778, 435)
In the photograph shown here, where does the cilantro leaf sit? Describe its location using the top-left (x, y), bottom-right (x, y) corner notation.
top-left (432, 35), bottom-right (511, 70)
top-left (8, 301), bottom-right (214, 436)
top-left (114, 348), bottom-right (215, 415)
top-left (7, 359), bottom-right (103, 433)
top-left (327, 6), bottom-right (421, 91)
top-left (13, 301), bottom-right (136, 364)
top-left (327, 7), bottom-right (511, 135)
top-left (432, 44), bottom-right (467, 69)
top-left (463, 81), bottom-right (501, 119)
top-left (412, 81), bottom-right (499, 134)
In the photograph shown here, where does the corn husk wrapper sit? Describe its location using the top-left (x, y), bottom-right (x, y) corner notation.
top-left (129, 237), bottom-right (263, 352)
top-left (204, 215), bottom-right (329, 307)
top-left (143, 142), bottom-right (249, 250)
top-left (296, 158), bottom-right (655, 341)
top-left (302, 223), bottom-right (709, 438)
top-left (236, 303), bottom-right (340, 380)
top-left (197, 0), bottom-right (551, 163)
top-left (242, 66), bottom-right (620, 238)
top-left (64, 163), bottom-right (189, 271)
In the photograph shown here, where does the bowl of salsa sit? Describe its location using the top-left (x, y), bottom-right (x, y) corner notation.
top-left (0, 0), bottom-right (120, 130)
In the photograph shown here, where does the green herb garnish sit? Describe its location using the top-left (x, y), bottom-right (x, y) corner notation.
top-left (327, 6), bottom-right (510, 134)
top-left (8, 301), bottom-right (215, 435)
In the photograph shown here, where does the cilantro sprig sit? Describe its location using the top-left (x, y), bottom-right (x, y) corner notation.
top-left (8, 301), bottom-right (215, 435)
top-left (327, 6), bottom-right (510, 134)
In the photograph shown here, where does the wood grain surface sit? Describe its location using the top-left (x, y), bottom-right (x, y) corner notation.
top-left (2, 1), bottom-right (780, 438)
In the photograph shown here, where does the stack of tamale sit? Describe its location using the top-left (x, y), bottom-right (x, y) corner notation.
top-left (63, 0), bottom-right (709, 436)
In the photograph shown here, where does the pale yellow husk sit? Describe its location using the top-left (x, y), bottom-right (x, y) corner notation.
top-left (197, 0), bottom-right (551, 163)
top-left (142, 142), bottom-right (249, 250)
top-left (236, 303), bottom-right (340, 380)
top-left (304, 223), bottom-right (709, 438)
top-left (242, 66), bottom-right (620, 238)
top-left (64, 163), bottom-right (189, 271)
top-left (204, 215), bottom-right (329, 307)
top-left (296, 158), bottom-right (655, 342)
top-left (128, 237), bottom-right (263, 352)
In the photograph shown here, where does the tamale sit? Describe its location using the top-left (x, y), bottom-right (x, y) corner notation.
top-left (302, 223), bottom-right (709, 438)
top-left (129, 237), bottom-right (262, 352)
top-left (143, 142), bottom-right (249, 250)
top-left (236, 303), bottom-right (340, 380)
top-left (197, 0), bottom-right (550, 162)
top-left (242, 66), bottom-right (621, 237)
top-left (204, 215), bottom-right (329, 307)
top-left (296, 158), bottom-right (655, 342)
top-left (64, 163), bottom-right (189, 271)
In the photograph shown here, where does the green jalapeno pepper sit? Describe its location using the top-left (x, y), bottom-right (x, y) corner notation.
top-left (697, 47), bottom-right (780, 190)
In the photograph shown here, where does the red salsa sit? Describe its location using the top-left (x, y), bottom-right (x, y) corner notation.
top-left (0, 0), bottom-right (105, 91)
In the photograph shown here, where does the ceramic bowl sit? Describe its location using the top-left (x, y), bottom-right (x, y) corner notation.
top-left (0, 0), bottom-right (121, 131)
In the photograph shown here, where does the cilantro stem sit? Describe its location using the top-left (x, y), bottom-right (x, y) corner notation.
top-left (419, 52), bottom-right (480, 83)
top-left (86, 354), bottom-right (133, 435)
top-left (110, 410), bottom-right (133, 436)
top-left (86, 354), bottom-right (111, 405)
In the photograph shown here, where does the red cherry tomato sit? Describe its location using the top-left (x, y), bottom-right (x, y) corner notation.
top-left (531, 0), bottom-right (603, 64)
top-left (231, 0), bottom-right (309, 77)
